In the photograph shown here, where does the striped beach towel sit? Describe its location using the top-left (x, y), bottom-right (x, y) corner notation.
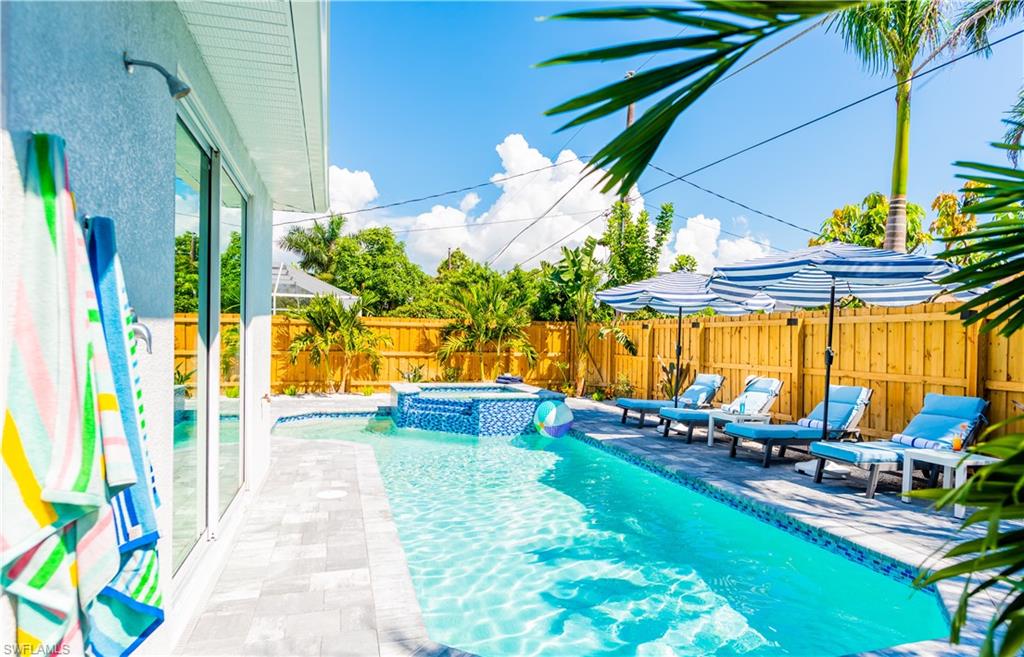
top-left (85, 216), bottom-right (163, 655)
top-left (2, 134), bottom-right (135, 654)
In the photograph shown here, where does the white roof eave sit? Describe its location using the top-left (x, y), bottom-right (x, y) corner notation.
top-left (178, 1), bottom-right (329, 213)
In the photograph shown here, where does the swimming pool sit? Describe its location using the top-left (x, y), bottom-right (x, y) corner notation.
top-left (273, 417), bottom-right (948, 656)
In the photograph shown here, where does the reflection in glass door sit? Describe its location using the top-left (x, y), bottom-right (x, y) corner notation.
top-left (218, 170), bottom-right (245, 517)
top-left (173, 120), bottom-right (210, 571)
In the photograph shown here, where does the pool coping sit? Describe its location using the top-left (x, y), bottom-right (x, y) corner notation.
top-left (273, 409), bottom-right (996, 656)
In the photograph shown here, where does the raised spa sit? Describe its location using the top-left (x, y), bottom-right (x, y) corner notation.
top-left (390, 382), bottom-right (565, 436)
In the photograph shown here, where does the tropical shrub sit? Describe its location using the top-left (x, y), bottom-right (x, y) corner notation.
top-left (283, 385), bottom-right (299, 397)
top-left (288, 295), bottom-right (392, 393)
top-left (438, 277), bottom-right (538, 380)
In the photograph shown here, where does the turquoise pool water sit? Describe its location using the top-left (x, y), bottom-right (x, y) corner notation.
top-left (274, 418), bottom-right (948, 657)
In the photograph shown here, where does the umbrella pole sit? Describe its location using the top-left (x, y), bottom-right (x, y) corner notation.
top-left (673, 307), bottom-right (683, 408)
top-left (821, 280), bottom-right (837, 442)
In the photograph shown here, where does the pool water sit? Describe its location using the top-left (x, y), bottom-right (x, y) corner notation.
top-left (274, 418), bottom-right (948, 657)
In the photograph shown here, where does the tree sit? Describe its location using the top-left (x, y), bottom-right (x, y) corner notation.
top-left (280, 218), bottom-right (429, 315)
top-left (599, 201), bottom-right (674, 287)
top-left (279, 215), bottom-right (348, 286)
top-left (437, 277), bottom-right (538, 380)
top-left (669, 253), bottom-right (697, 273)
top-left (931, 182), bottom-right (984, 265)
top-left (829, 2), bottom-right (966, 252)
top-left (220, 231), bottom-right (243, 313)
top-left (810, 192), bottom-right (930, 251)
top-left (174, 231), bottom-right (200, 313)
top-left (547, 238), bottom-right (635, 395)
top-left (392, 249), bottom-right (500, 318)
top-left (288, 295), bottom-right (392, 393)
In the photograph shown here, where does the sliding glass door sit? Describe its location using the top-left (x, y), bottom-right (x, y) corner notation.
top-left (172, 117), bottom-right (248, 571)
top-left (173, 120), bottom-right (210, 572)
top-left (218, 170), bottom-right (245, 518)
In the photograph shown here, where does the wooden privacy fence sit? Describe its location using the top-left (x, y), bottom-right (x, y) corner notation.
top-left (172, 303), bottom-right (1023, 439)
top-left (587, 303), bottom-right (1023, 439)
top-left (269, 316), bottom-right (573, 393)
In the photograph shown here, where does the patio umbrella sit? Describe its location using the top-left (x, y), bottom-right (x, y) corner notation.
top-left (708, 242), bottom-right (966, 440)
top-left (596, 271), bottom-right (774, 406)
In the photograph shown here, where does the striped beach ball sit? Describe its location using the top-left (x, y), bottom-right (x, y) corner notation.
top-left (534, 400), bottom-right (574, 438)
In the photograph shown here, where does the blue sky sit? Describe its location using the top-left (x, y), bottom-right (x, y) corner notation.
top-left (320, 2), bottom-right (1024, 270)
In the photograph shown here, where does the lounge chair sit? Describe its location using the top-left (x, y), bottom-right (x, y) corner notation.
top-left (808, 393), bottom-right (988, 498)
top-left (723, 385), bottom-right (873, 468)
top-left (658, 376), bottom-right (783, 443)
top-left (616, 373), bottom-right (724, 428)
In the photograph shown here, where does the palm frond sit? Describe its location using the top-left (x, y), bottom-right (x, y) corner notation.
top-left (541, 1), bottom-right (857, 195)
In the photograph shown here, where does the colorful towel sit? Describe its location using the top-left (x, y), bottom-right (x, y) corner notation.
top-left (85, 216), bottom-right (164, 655)
top-left (2, 134), bottom-right (134, 654)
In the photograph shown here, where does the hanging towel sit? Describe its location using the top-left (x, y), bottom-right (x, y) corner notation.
top-left (1, 134), bottom-right (134, 654)
top-left (85, 216), bottom-right (163, 655)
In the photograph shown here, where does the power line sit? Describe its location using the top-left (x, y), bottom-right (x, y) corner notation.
top-left (641, 201), bottom-right (787, 252)
top-left (515, 209), bottom-right (611, 267)
top-left (647, 164), bottom-right (817, 236)
top-left (637, 27), bottom-right (1024, 198)
top-left (273, 159), bottom-right (582, 227)
top-left (392, 207), bottom-right (608, 237)
top-left (485, 164), bottom-right (593, 265)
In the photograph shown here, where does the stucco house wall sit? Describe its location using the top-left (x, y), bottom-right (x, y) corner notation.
top-left (1, 1), bottom-right (281, 650)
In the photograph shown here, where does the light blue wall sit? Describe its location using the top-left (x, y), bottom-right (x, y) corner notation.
top-left (1, 1), bottom-right (276, 647)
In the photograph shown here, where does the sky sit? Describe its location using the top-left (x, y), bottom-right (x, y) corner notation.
top-left (273, 1), bottom-right (1024, 273)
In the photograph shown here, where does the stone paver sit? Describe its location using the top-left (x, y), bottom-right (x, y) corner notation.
top-left (178, 393), bottom-right (1008, 657)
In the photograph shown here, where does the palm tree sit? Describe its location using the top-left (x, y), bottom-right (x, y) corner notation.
top-left (288, 295), bottom-right (344, 393)
top-left (547, 238), bottom-right (636, 395)
top-left (288, 295), bottom-right (392, 393)
top-left (279, 214), bottom-right (347, 285)
top-left (830, 1), bottom-right (959, 252)
top-left (438, 278), bottom-right (538, 380)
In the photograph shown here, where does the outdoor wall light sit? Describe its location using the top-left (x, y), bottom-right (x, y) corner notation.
top-left (786, 317), bottom-right (799, 326)
top-left (690, 321), bottom-right (701, 329)
top-left (123, 52), bottom-right (191, 100)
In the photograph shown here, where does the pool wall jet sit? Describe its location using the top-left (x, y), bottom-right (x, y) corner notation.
top-left (390, 382), bottom-right (565, 436)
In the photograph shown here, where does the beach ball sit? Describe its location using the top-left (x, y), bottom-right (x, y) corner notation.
top-left (534, 400), bottom-right (574, 438)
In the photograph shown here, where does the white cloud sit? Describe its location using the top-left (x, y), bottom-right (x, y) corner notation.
top-left (661, 214), bottom-right (770, 273)
top-left (272, 134), bottom-right (641, 270)
top-left (458, 192), bottom-right (480, 213)
top-left (329, 166), bottom-right (378, 214)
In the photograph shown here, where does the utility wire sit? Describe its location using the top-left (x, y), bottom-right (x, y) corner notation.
top-left (274, 159), bottom-right (581, 227)
top-left (485, 165), bottom-right (593, 265)
top-left (515, 209), bottom-right (612, 267)
top-left (647, 164), bottom-right (817, 235)
top-left (392, 207), bottom-right (607, 237)
top-left (641, 201), bottom-right (787, 252)
top-left (637, 27), bottom-right (1024, 198)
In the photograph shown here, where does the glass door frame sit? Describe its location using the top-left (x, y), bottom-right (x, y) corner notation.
top-left (174, 102), bottom-right (252, 573)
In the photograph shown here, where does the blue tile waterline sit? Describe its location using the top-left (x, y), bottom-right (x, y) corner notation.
top-left (273, 416), bottom-right (948, 656)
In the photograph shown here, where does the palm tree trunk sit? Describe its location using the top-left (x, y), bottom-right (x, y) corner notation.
top-left (478, 349), bottom-right (485, 381)
top-left (884, 78), bottom-right (912, 252)
top-left (340, 354), bottom-right (350, 394)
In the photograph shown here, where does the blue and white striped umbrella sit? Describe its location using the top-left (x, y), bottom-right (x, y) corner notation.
top-left (597, 271), bottom-right (773, 407)
top-left (708, 243), bottom-right (963, 308)
top-left (597, 271), bottom-right (774, 315)
top-left (708, 242), bottom-right (968, 442)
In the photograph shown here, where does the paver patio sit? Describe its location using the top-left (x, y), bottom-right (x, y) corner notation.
top-left (176, 395), bottom-right (1004, 657)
